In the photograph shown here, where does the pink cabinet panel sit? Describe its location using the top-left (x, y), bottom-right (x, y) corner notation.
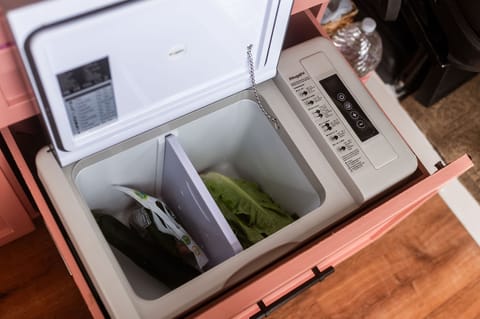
top-left (0, 45), bottom-right (38, 129)
top-left (0, 148), bottom-right (34, 246)
top-left (0, 7), bottom-right (36, 245)
top-left (0, 7), bottom-right (38, 129)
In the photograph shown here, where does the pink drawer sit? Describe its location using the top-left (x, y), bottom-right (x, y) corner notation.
top-left (0, 45), bottom-right (38, 129)
top-left (34, 154), bottom-right (472, 319)
top-left (3, 1), bottom-right (474, 318)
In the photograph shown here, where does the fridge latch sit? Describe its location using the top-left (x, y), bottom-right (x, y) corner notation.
top-left (250, 266), bottom-right (335, 319)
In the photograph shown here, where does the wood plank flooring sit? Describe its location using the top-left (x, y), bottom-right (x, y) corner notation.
top-left (0, 219), bottom-right (91, 319)
top-left (269, 195), bottom-right (480, 319)
top-left (0, 195), bottom-right (479, 319)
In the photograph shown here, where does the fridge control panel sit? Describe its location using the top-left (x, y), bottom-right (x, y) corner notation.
top-left (274, 37), bottom-right (417, 202)
top-left (289, 72), bottom-right (370, 174)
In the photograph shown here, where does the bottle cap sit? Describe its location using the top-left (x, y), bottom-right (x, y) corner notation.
top-left (361, 17), bottom-right (377, 33)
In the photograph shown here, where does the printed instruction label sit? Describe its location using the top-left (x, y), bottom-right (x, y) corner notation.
top-left (57, 57), bottom-right (117, 135)
top-left (289, 73), bottom-right (367, 174)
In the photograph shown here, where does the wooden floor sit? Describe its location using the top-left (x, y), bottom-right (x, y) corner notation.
top-left (270, 195), bottom-right (480, 319)
top-left (0, 195), bottom-right (479, 319)
top-left (0, 219), bottom-right (91, 319)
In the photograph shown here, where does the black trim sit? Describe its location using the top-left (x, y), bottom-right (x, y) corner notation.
top-left (23, 0), bottom-right (138, 152)
top-left (264, 0), bottom-right (282, 66)
top-left (250, 266), bottom-right (335, 319)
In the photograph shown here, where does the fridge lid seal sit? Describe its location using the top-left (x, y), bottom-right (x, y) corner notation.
top-left (8, 0), bottom-right (293, 166)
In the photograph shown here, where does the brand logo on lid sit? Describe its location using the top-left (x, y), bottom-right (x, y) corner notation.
top-left (289, 72), bottom-right (305, 81)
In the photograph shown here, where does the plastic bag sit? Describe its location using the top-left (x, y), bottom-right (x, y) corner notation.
top-left (115, 185), bottom-right (208, 271)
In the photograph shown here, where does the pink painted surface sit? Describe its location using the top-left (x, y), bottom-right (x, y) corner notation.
top-left (190, 155), bottom-right (473, 319)
top-left (0, 127), bottom-right (105, 319)
top-left (0, 47), bottom-right (29, 104)
top-left (232, 304), bottom-right (262, 319)
top-left (0, 147), bottom-right (34, 246)
top-left (291, 0), bottom-right (329, 16)
top-left (0, 46), bottom-right (38, 129)
top-left (292, 0), bottom-right (330, 38)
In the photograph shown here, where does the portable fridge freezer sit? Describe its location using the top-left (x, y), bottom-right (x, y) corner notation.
top-left (4, 1), bottom-right (473, 318)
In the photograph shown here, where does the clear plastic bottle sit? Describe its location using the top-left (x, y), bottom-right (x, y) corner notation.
top-left (331, 17), bottom-right (383, 78)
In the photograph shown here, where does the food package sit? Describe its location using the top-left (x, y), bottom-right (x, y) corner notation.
top-left (115, 186), bottom-right (208, 271)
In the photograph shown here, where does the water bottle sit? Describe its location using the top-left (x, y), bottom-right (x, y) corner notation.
top-left (331, 17), bottom-right (383, 78)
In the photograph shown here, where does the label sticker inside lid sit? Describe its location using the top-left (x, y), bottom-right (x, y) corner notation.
top-left (57, 57), bottom-right (117, 135)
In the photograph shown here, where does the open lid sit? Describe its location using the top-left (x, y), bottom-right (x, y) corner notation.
top-left (7, 0), bottom-right (293, 166)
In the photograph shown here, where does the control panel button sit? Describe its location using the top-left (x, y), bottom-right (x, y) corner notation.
top-left (320, 74), bottom-right (378, 142)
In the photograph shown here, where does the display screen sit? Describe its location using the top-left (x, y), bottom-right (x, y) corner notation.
top-left (319, 74), bottom-right (378, 142)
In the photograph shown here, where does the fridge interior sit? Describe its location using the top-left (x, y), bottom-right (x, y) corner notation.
top-left (73, 94), bottom-right (328, 301)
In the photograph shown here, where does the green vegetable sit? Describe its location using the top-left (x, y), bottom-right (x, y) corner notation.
top-left (201, 172), bottom-right (295, 248)
top-left (94, 213), bottom-right (199, 289)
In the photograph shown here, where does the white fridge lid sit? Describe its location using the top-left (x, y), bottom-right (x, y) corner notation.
top-left (7, 0), bottom-right (293, 166)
